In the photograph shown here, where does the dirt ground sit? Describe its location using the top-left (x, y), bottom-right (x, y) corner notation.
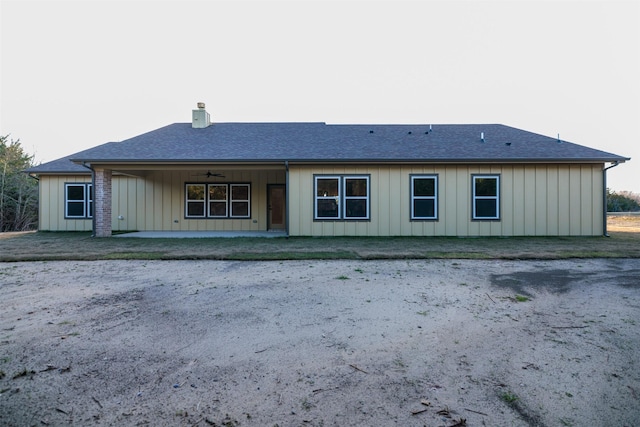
top-left (607, 215), bottom-right (640, 233)
top-left (0, 259), bottom-right (639, 427)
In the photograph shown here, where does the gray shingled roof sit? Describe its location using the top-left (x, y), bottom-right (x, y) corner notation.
top-left (27, 122), bottom-right (629, 173)
top-left (26, 153), bottom-right (91, 174)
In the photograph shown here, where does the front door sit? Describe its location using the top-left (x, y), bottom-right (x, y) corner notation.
top-left (268, 185), bottom-right (286, 231)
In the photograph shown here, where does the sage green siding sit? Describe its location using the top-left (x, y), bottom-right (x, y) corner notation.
top-left (37, 164), bottom-right (604, 236)
top-left (38, 175), bottom-right (93, 231)
top-left (288, 163), bottom-right (604, 236)
top-left (38, 170), bottom-right (286, 232)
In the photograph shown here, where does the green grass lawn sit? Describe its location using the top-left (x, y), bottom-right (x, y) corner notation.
top-left (0, 229), bottom-right (638, 261)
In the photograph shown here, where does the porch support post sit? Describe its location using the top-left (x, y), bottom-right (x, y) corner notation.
top-left (94, 167), bottom-right (113, 237)
top-left (285, 160), bottom-right (290, 236)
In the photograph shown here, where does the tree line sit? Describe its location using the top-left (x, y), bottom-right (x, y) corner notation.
top-left (1, 135), bottom-right (38, 231)
top-left (607, 188), bottom-right (640, 213)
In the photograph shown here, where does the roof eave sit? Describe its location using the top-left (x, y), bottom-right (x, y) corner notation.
top-left (71, 157), bottom-right (629, 165)
top-left (286, 158), bottom-right (630, 164)
top-left (71, 159), bottom-right (288, 166)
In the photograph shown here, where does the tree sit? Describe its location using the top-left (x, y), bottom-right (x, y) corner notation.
top-left (607, 188), bottom-right (640, 212)
top-left (0, 135), bottom-right (39, 231)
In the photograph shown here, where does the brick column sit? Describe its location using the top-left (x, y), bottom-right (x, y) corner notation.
top-left (94, 168), bottom-right (112, 237)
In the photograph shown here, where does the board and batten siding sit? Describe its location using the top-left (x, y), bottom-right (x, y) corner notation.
top-left (38, 175), bottom-right (93, 231)
top-left (38, 170), bottom-right (286, 232)
top-left (120, 170), bottom-right (285, 231)
top-left (287, 164), bottom-right (604, 237)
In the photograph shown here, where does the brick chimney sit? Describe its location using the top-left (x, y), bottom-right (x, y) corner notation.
top-left (192, 102), bottom-right (211, 128)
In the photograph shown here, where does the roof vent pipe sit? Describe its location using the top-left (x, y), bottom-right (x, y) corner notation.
top-left (481, 132), bottom-right (485, 142)
top-left (192, 102), bottom-right (211, 128)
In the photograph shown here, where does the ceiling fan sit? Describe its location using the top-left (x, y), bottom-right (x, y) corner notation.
top-left (192, 170), bottom-right (225, 178)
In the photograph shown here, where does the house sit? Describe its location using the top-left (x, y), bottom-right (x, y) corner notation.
top-left (26, 103), bottom-right (629, 237)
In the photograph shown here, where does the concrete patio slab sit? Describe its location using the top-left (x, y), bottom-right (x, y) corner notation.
top-left (114, 231), bottom-right (288, 238)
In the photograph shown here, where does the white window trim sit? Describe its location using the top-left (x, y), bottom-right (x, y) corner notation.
top-left (314, 175), bottom-right (370, 220)
top-left (314, 176), bottom-right (341, 219)
top-left (185, 183), bottom-right (251, 219)
top-left (472, 175), bottom-right (500, 220)
top-left (343, 176), bottom-right (370, 220)
top-left (229, 184), bottom-right (251, 218)
top-left (185, 183), bottom-right (206, 218)
top-left (65, 183), bottom-right (93, 219)
top-left (410, 175), bottom-right (438, 220)
top-left (208, 184), bottom-right (228, 218)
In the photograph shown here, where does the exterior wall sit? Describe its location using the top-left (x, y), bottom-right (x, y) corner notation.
top-left (288, 163), bottom-right (605, 237)
top-left (38, 164), bottom-right (604, 236)
top-left (127, 170), bottom-right (285, 232)
top-left (38, 170), bottom-right (286, 232)
top-left (38, 175), bottom-right (93, 231)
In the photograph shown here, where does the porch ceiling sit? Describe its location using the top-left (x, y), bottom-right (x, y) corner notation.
top-left (95, 163), bottom-right (287, 177)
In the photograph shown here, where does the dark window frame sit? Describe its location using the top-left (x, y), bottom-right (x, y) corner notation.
top-left (186, 183), bottom-right (206, 218)
top-left (208, 184), bottom-right (228, 218)
top-left (64, 183), bottom-right (93, 219)
top-left (229, 183), bottom-right (251, 218)
top-left (471, 174), bottom-right (500, 220)
top-left (313, 175), bottom-right (370, 221)
top-left (410, 174), bottom-right (439, 220)
top-left (185, 183), bottom-right (251, 219)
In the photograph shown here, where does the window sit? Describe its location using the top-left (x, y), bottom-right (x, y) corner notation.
top-left (314, 175), bottom-right (369, 220)
top-left (230, 184), bottom-right (250, 217)
top-left (65, 183), bottom-right (92, 219)
top-left (185, 183), bottom-right (250, 219)
top-left (186, 184), bottom-right (206, 217)
top-left (411, 175), bottom-right (438, 220)
top-left (315, 177), bottom-right (340, 218)
top-left (208, 185), bottom-right (227, 217)
top-left (344, 177), bottom-right (368, 219)
top-left (472, 175), bottom-right (500, 220)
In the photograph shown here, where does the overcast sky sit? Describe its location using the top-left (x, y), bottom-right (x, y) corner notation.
top-left (2, 0), bottom-right (638, 192)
